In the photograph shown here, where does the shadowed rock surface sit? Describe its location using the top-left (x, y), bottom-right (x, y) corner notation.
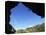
top-left (5, 1), bottom-right (19, 34)
top-left (22, 2), bottom-right (45, 18)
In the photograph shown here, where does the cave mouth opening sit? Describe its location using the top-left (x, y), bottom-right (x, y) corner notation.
top-left (5, 1), bottom-right (45, 34)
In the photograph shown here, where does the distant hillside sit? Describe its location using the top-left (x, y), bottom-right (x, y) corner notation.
top-left (26, 23), bottom-right (45, 32)
top-left (16, 23), bottom-right (45, 33)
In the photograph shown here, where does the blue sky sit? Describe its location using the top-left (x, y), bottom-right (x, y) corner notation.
top-left (10, 3), bottom-right (44, 30)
